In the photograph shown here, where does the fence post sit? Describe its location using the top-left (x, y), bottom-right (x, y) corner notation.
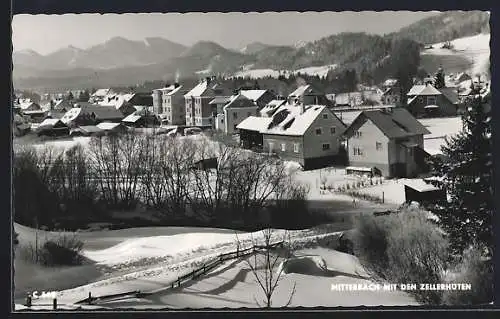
top-left (26, 295), bottom-right (32, 308)
top-left (53, 298), bottom-right (57, 310)
top-left (88, 292), bottom-right (92, 305)
top-left (382, 191), bottom-right (385, 203)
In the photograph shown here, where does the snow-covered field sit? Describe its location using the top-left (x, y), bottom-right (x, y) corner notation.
top-left (421, 33), bottom-right (490, 76)
top-left (71, 248), bottom-right (417, 309)
top-left (15, 220), bottom-right (419, 308)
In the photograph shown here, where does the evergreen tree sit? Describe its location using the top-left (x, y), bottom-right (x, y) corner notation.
top-left (434, 67), bottom-right (446, 89)
top-left (428, 84), bottom-right (493, 256)
top-left (65, 91), bottom-right (74, 101)
top-left (78, 89), bottom-right (90, 102)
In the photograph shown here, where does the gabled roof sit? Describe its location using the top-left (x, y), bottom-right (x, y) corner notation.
top-left (407, 84), bottom-right (442, 96)
top-left (76, 125), bottom-right (104, 134)
top-left (240, 90), bottom-right (268, 102)
top-left (209, 96), bottom-right (233, 105)
top-left (96, 122), bottom-right (123, 131)
top-left (163, 85), bottom-right (184, 96)
top-left (223, 94), bottom-right (257, 110)
top-left (263, 104), bottom-right (345, 136)
top-left (438, 87), bottom-right (459, 104)
top-left (20, 101), bottom-right (40, 110)
top-left (122, 114), bottom-right (142, 123)
top-left (345, 108), bottom-right (431, 139)
top-left (92, 89), bottom-right (113, 97)
top-left (237, 116), bottom-right (273, 132)
top-left (288, 84), bottom-right (322, 97)
top-left (38, 118), bottom-right (68, 129)
top-left (54, 99), bottom-right (73, 110)
top-left (184, 80), bottom-right (229, 98)
top-left (259, 100), bottom-right (286, 117)
top-left (61, 105), bottom-right (124, 123)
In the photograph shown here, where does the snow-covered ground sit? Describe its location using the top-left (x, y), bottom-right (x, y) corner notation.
top-left (232, 64), bottom-right (337, 79)
top-left (420, 117), bottom-right (463, 155)
top-left (421, 33), bottom-right (490, 76)
top-left (74, 248), bottom-right (417, 309)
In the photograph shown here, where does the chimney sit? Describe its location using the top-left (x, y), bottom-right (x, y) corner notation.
top-left (174, 83), bottom-right (180, 88)
top-left (300, 104), bottom-right (305, 114)
top-left (206, 77), bottom-right (212, 84)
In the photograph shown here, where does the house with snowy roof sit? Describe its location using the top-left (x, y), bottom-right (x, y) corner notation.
top-left (343, 108), bottom-right (431, 178)
top-left (239, 89), bottom-right (276, 109)
top-left (287, 84), bottom-right (331, 106)
top-left (184, 77), bottom-right (232, 127)
top-left (259, 99), bottom-right (287, 117)
top-left (214, 94), bottom-right (259, 134)
top-left (61, 104), bottom-right (124, 127)
top-left (238, 103), bottom-right (347, 169)
top-left (153, 83), bottom-right (190, 125)
top-left (406, 83), bottom-right (458, 117)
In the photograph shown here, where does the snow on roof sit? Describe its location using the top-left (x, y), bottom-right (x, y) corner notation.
top-left (407, 84), bottom-right (442, 96)
top-left (236, 116), bottom-right (272, 132)
top-left (164, 85), bottom-right (184, 96)
top-left (184, 81), bottom-right (208, 97)
top-left (263, 104), bottom-right (329, 136)
top-left (289, 85), bottom-right (312, 97)
top-left (223, 94), bottom-right (256, 109)
top-left (424, 105), bottom-right (440, 109)
top-left (123, 114), bottom-right (142, 123)
top-left (93, 89), bottom-right (112, 97)
top-left (383, 79), bottom-right (398, 87)
top-left (96, 122), bottom-right (122, 130)
top-left (240, 89), bottom-right (267, 101)
top-left (404, 179), bottom-right (439, 192)
top-left (61, 108), bottom-right (82, 124)
top-left (209, 96), bottom-right (233, 105)
top-left (76, 125), bottom-right (104, 134)
top-left (19, 101), bottom-right (39, 110)
top-left (38, 118), bottom-right (61, 127)
top-left (260, 100), bottom-right (286, 116)
top-left (346, 108), bottom-right (431, 139)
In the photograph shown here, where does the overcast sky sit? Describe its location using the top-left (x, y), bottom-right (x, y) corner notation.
top-left (13, 11), bottom-right (439, 55)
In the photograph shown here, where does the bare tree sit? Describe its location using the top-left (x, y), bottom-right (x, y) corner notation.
top-left (240, 228), bottom-right (296, 308)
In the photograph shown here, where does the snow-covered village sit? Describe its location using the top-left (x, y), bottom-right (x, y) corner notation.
top-left (11, 11), bottom-right (493, 310)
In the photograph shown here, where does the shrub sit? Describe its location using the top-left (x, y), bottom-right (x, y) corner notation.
top-left (352, 213), bottom-right (396, 278)
top-left (442, 245), bottom-right (493, 305)
top-left (18, 234), bottom-right (84, 267)
top-left (353, 210), bottom-right (449, 304)
top-left (385, 211), bottom-right (449, 304)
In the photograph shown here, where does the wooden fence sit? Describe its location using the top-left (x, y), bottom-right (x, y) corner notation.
top-left (67, 240), bottom-right (285, 306)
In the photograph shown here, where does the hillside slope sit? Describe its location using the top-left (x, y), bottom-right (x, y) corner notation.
top-left (392, 10), bottom-right (490, 45)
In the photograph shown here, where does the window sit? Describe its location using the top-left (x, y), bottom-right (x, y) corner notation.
top-left (233, 112), bottom-right (238, 119)
top-left (376, 142), bottom-right (383, 151)
top-left (281, 143), bottom-right (286, 151)
top-left (209, 118), bottom-right (213, 124)
top-left (353, 147), bottom-right (364, 156)
top-left (322, 143), bottom-right (330, 150)
top-left (330, 127), bottom-right (336, 135)
top-left (427, 96), bottom-right (436, 105)
top-left (315, 128), bottom-right (322, 135)
top-left (355, 131), bottom-right (362, 138)
top-left (322, 114), bottom-right (328, 119)
top-left (293, 143), bottom-right (300, 153)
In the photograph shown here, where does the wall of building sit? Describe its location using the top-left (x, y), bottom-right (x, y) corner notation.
top-left (185, 97), bottom-right (195, 126)
top-left (303, 109), bottom-right (345, 161)
top-left (347, 119), bottom-right (390, 175)
top-left (263, 134), bottom-right (305, 165)
top-left (224, 106), bottom-right (258, 134)
top-left (165, 92), bottom-right (186, 125)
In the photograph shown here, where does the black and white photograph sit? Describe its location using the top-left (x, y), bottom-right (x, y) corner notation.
top-left (11, 10), bottom-right (493, 310)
